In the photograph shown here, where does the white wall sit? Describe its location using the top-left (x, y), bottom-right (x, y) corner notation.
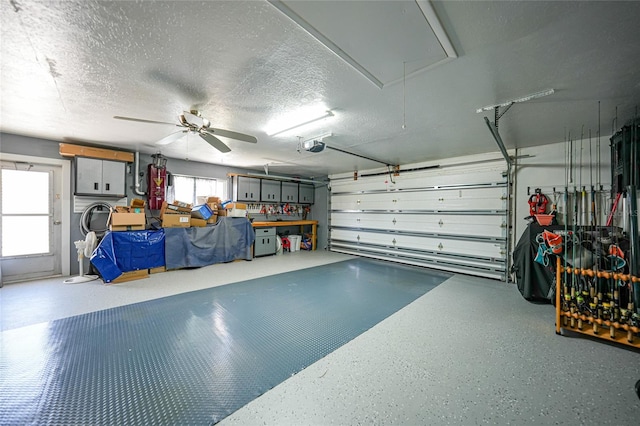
top-left (513, 137), bottom-right (612, 242)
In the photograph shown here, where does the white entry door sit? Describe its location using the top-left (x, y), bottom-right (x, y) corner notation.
top-left (1, 160), bottom-right (64, 282)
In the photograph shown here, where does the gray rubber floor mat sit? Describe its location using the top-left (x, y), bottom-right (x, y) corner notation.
top-left (0, 258), bottom-right (450, 425)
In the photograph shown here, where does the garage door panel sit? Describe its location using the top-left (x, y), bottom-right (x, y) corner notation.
top-left (331, 213), bottom-right (505, 238)
top-left (331, 187), bottom-right (506, 211)
top-left (330, 229), bottom-right (504, 258)
top-left (331, 166), bottom-right (505, 193)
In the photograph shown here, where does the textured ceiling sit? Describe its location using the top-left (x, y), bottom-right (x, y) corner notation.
top-left (1, 0), bottom-right (640, 178)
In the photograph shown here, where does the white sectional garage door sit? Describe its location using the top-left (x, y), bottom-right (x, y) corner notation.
top-left (329, 160), bottom-right (509, 280)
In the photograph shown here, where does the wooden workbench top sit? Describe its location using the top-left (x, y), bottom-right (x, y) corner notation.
top-left (252, 220), bottom-right (318, 227)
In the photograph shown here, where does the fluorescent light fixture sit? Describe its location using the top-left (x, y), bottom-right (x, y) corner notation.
top-left (304, 132), bottom-right (333, 142)
top-left (476, 89), bottom-right (555, 113)
top-left (267, 110), bottom-right (334, 137)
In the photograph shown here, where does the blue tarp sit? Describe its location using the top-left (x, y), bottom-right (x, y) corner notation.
top-left (164, 217), bottom-right (255, 270)
top-left (91, 230), bottom-right (166, 282)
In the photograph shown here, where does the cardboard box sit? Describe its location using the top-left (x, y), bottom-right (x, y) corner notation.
top-left (130, 198), bottom-right (146, 211)
top-left (108, 209), bottom-right (146, 231)
top-left (160, 201), bottom-right (191, 218)
top-left (108, 269), bottom-right (149, 284)
top-left (217, 209), bottom-right (228, 217)
top-left (149, 266), bottom-right (166, 274)
top-left (191, 204), bottom-right (214, 220)
top-left (162, 213), bottom-right (191, 228)
top-left (190, 218), bottom-right (207, 227)
top-left (172, 200), bottom-right (192, 210)
top-left (207, 214), bottom-right (218, 224)
top-left (225, 202), bottom-right (247, 210)
top-left (227, 208), bottom-right (247, 218)
top-left (110, 224), bottom-right (146, 232)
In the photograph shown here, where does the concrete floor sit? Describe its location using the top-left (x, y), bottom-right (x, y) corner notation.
top-left (1, 251), bottom-right (639, 425)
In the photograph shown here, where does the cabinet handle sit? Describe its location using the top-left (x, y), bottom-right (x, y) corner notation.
top-left (94, 182), bottom-right (99, 190)
top-left (105, 183), bottom-right (110, 191)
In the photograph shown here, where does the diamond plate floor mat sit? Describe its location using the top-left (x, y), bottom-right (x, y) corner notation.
top-left (0, 258), bottom-right (450, 425)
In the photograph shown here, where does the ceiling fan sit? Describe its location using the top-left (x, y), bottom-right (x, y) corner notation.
top-left (114, 110), bottom-right (257, 153)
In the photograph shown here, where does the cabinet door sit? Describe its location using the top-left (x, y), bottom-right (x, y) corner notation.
top-left (254, 228), bottom-right (276, 256)
top-left (237, 176), bottom-right (260, 201)
top-left (101, 160), bottom-right (126, 196)
top-left (260, 180), bottom-right (281, 202)
top-left (75, 157), bottom-right (103, 195)
top-left (281, 181), bottom-right (299, 203)
top-left (299, 183), bottom-right (314, 204)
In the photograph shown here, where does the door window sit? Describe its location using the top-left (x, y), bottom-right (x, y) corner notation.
top-left (1, 169), bottom-right (51, 256)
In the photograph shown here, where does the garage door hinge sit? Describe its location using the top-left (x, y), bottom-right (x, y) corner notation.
top-left (438, 219), bottom-right (443, 227)
top-left (438, 243), bottom-right (443, 250)
top-left (392, 238), bottom-right (397, 245)
top-left (392, 218), bottom-right (396, 225)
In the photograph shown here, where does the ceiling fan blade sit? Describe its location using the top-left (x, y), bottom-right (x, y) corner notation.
top-left (157, 130), bottom-right (188, 146)
top-left (207, 127), bottom-right (257, 143)
top-left (114, 116), bottom-right (177, 126)
top-left (199, 131), bottom-right (231, 153)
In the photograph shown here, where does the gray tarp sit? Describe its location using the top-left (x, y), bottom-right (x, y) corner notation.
top-left (164, 217), bottom-right (255, 270)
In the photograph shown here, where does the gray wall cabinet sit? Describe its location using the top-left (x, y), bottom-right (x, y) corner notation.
top-left (75, 157), bottom-right (126, 197)
top-left (260, 179), bottom-right (281, 202)
top-left (235, 176), bottom-right (261, 201)
top-left (299, 183), bottom-right (314, 204)
top-left (281, 181), bottom-right (299, 203)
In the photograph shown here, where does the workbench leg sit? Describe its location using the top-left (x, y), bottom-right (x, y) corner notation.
top-left (312, 223), bottom-right (317, 250)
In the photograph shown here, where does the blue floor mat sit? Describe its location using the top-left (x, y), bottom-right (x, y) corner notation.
top-left (0, 258), bottom-right (450, 425)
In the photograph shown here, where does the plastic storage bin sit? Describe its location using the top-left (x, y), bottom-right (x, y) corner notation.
top-left (288, 235), bottom-right (301, 252)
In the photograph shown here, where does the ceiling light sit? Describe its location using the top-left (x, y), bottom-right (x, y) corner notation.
top-left (268, 110), bottom-right (334, 137)
top-left (475, 89), bottom-right (555, 113)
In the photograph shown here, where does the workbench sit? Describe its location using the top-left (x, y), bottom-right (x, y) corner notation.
top-left (252, 220), bottom-right (318, 250)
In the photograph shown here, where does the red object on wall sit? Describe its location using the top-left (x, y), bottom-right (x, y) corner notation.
top-left (528, 189), bottom-right (549, 216)
top-left (147, 164), bottom-right (167, 210)
top-left (148, 153), bottom-right (168, 210)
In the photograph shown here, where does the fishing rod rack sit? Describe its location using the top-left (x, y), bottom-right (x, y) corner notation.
top-left (555, 256), bottom-right (640, 348)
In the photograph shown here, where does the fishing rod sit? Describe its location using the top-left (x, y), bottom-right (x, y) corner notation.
top-left (571, 135), bottom-right (582, 327)
top-left (627, 107), bottom-right (639, 342)
top-left (610, 108), bottom-right (620, 339)
top-left (589, 129), bottom-right (596, 227)
top-left (563, 131), bottom-right (570, 326)
top-left (595, 102), bottom-right (604, 332)
top-left (581, 126), bottom-right (587, 227)
top-left (577, 129), bottom-right (584, 330)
